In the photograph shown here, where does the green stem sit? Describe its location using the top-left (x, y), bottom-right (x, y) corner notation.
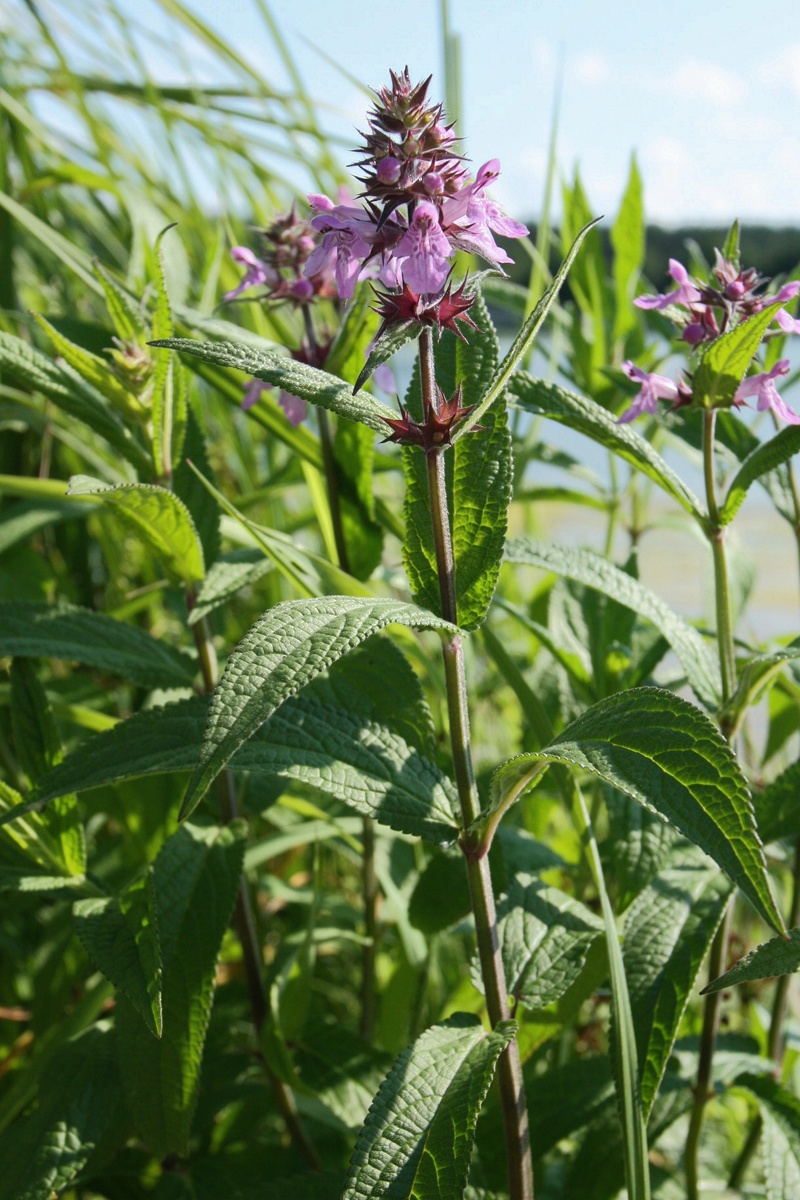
top-left (685, 410), bottom-right (738, 1200)
top-left (188, 595), bottom-right (321, 1171)
top-left (419, 329), bottom-right (533, 1200)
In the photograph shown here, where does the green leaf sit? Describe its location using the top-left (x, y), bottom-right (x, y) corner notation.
top-left (478, 873), bottom-right (603, 1008)
top-left (29, 656), bottom-right (458, 844)
top-left (755, 759), bottom-right (800, 844)
top-left (187, 551), bottom-right (273, 625)
top-left (509, 373), bottom-right (704, 522)
top-left (486, 687), bottom-right (783, 933)
top-left (693, 303), bottom-right (783, 410)
top-left (611, 156), bottom-right (644, 342)
top-left (736, 1074), bottom-right (800, 1200)
top-left (150, 225), bottom-right (188, 478)
top-left (115, 821), bottom-right (245, 1157)
top-left (504, 538), bottom-right (721, 707)
top-left (624, 842), bottom-right (732, 1115)
top-left (0, 778), bottom-right (83, 881)
top-left (720, 422), bottom-right (800, 524)
top-left (93, 260), bottom-right (147, 342)
top-left (173, 404), bottom-right (222, 568)
top-left (354, 320), bottom-right (422, 394)
top-left (324, 277), bottom-right (381, 386)
top-left (722, 219), bottom-right (741, 266)
top-left (67, 475), bottom-right (205, 584)
top-left (455, 220), bottom-right (600, 439)
top-left (603, 789), bottom-right (677, 911)
top-left (703, 926), bottom-right (800, 994)
top-left (152, 338), bottom-right (396, 434)
top-left (0, 331), bottom-right (151, 475)
top-left (334, 418), bottom-right (384, 581)
top-left (721, 647), bottom-right (800, 734)
top-left (0, 601), bottom-right (196, 690)
top-left (0, 1025), bottom-right (122, 1200)
top-left (341, 1014), bottom-right (515, 1200)
top-left (31, 311), bottom-right (146, 423)
top-left (74, 870), bottom-right (163, 1037)
top-left (402, 290), bottom-right (511, 629)
top-left (181, 596), bottom-right (456, 819)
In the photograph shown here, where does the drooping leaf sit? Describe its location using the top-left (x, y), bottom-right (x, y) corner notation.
top-left (509, 373), bottom-right (705, 522)
top-left (115, 821), bottom-right (245, 1158)
top-left (486, 687), bottom-right (783, 933)
top-left (504, 538), bottom-right (721, 707)
top-left (152, 338), bottom-right (396, 433)
top-left (693, 304), bottom-right (782, 410)
top-left (0, 331), bottom-right (151, 474)
top-left (736, 1074), bottom-right (800, 1200)
top-left (720, 423), bottom-right (800, 525)
top-left (67, 475), bottom-right (204, 584)
top-left (74, 870), bottom-right (163, 1037)
top-left (703, 926), bottom-right (800, 995)
top-left (341, 1013), bottom-right (515, 1200)
top-left (402, 290), bottom-right (511, 629)
top-left (0, 601), bottom-right (197, 690)
top-left (187, 550), bottom-right (273, 625)
top-left (181, 596), bottom-right (455, 819)
top-left (476, 873), bottom-right (603, 1008)
top-left (623, 842), bottom-right (732, 1114)
top-left (29, 662), bottom-right (458, 845)
top-left (0, 1024), bottom-right (122, 1200)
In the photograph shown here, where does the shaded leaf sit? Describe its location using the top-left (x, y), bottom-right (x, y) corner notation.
top-left (721, 423), bottom-right (800, 525)
top-left (703, 926), bottom-right (800, 994)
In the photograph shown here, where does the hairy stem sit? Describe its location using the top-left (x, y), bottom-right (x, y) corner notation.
top-left (419, 328), bottom-right (533, 1200)
top-left (188, 595), bottom-right (321, 1170)
top-left (685, 411), bottom-right (738, 1200)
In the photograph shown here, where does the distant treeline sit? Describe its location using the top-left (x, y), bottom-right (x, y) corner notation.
top-left (503, 225), bottom-right (800, 290)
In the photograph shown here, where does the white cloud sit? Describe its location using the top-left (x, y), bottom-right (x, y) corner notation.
top-left (571, 51), bottom-right (611, 86)
top-left (663, 59), bottom-right (744, 107)
top-left (757, 44), bottom-right (800, 97)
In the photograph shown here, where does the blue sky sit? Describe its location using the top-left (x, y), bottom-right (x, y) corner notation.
top-left (166, 0), bottom-right (800, 227)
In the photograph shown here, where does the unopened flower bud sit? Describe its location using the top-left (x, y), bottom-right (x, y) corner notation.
top-left (377, 156), bottom-right (402, 185)
top-left (290, 278), bottom-right (314, 301)
top-left (724, 280), bottom-right (745, 300)
top-left (423, 171), bottom-right (444, 195)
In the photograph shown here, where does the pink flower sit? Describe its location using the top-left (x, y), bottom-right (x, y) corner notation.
top-left (224, 247), bottom-right (278, 301)
top-left (390, 201), bottom-right (453, 295)
top-left (443, 159), bottom-right (528, 268)
top-left (635, 259), bottom-right (702, 311)
top-left (306, 200), bottom-right (377, 300)
top-left (734, 360), bottom-right (799, 424)
top-left (776, 309), bottom-right (800, 335)
top-left (241, 379), bottom-right (307, 426)
top-left (617, 361), bottom-right (681, 424)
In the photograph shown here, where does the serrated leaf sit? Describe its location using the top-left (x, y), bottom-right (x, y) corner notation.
top-left (354, 320), bottom-right (422, 393)
top-left (721, 647), bottom-right (800, 734)
top-left (93, 260), bottom-right (147, 341)
top-left (152, 338), bottom-right (396, 434)
top-left (703, 926), bottom-right (800, 994)
top-left (0, 1024), bottom-right (121, 1200)
top-left (736, 1074), bottom-right (800, 1200)
top-left (149, 225), bottom-right (187, 478)
top-left (402, 290), bottom-right (511, 629)
top-left (0, 601), bottom-right (196, 690)
top-left (29, 657), bottom-right (458, 844)
top-left (477, 873), bottom-right (603, 1008)
top-left (721, 422), bottom-right (800, 524)
top-left (116, 821), bottom-right (245, 1157)
top-left (486, 687), bottom-right (782, 933)
top-left (603, 789), bottom-right (678, 911)
top-left (67, 474), bottom-right (204, 584)
top-left (509, 373), bottom-right (705, 522)
top-left (187, 551), bottom-right (273, 625)
top-left (341, 1013), bottom-right (515, 1200)
top-left (755, 759), bottom-right (800, 844)
top-left (0, 331), bottom-right (151, 474)
top-left (181, 596), bottom-right (456, 819)
top-left (623, 842), bottom-right (732, 1115)
top-left (456, 219), bottom-right (600, 438)
top-left (32, 311), bottom-right (145, 423)
top-left (505, 538), bottom-right (721, 707)
top-left (693, 303), bottom-right (783, 409)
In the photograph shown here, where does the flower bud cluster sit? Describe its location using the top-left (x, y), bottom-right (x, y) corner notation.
top-left (224, 205), bottom-right (336, 305)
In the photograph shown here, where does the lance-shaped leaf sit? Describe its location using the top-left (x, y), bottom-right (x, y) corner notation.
top-left (505, 538), bottom-right (721, 707)
top-left (341, 1014), bottom-right (515, 1200)
top-left (67, 475), bottom-right (204, 585)
top-left (692, 303), bottom-right (782, 410)
top-left (703, 926), bottom-right (800, 995)
top-left (454, 219), bottom-right (599, 439)
top-left (74, 870), bottom-right (163, 1037)
top-left (755, 759), bottom-right (800, 844)
top-left (0, 601), bottom-right (196, 691)
top-left (736, 1074), bottom-right (800, 1200)
top-left (721, 647), bottom-right (800, 735)
top-left (187, 551), bottom-right (273, 625)
top-left (31, 311), bottom-right (146, 424)
top-left (509, 373), bottom-right (705, 522)
top-left (473, 873), bottom-right (603, 1009)
top-left (623, 843), bottom-right (732, 1115)
top-left (0, 331), bottom-right (152, 475)
top-left (721, 423), bottom-right (800, 525)
top-left (181, 597), bottom-right (455, 819)
top-left (484, 687), bottom-right (783, 933)
top-left (0, 1025), bottom-right (122, 1200)
top-left (151, 338), bottom-right (396, 434)
top-left (354, 319), bottom-right (422, 393)
top-left (29, 667), bottom-right (458, 845)
top-left (115, 821), bottom-right (245, 1157)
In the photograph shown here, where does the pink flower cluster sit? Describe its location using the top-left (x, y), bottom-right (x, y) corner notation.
top-left (305, 158), bottom-right (527, 302)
